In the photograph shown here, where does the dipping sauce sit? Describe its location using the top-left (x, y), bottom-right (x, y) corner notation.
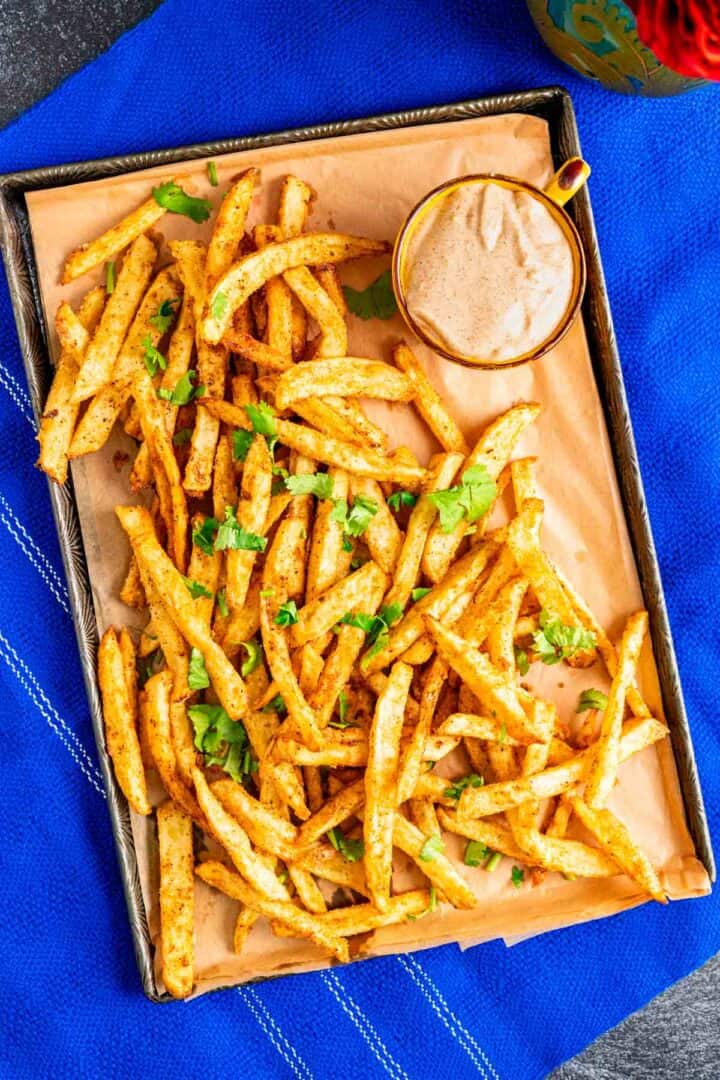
top-left (402, 179), bottom-right (576, 365)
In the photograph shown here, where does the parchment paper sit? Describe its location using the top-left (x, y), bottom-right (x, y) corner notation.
top-left (26, 113), bottom-right (710, 995)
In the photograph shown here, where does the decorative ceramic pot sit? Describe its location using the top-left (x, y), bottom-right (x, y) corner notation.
top-left (526, 0), bottom-right (706, 95)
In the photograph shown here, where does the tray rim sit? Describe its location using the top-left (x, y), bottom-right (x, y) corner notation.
top-left (0, 84), bottom-right (713, 1004)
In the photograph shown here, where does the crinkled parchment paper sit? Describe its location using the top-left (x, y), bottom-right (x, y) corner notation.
top-left (26, 113), bottom-right (710, 995)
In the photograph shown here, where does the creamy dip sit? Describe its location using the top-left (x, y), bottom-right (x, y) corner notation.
top-left (403, 180), bottom-right (575, 363)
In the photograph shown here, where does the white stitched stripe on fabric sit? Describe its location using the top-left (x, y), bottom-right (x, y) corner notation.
top-left (0, 491), bottom-right (71, 614)
top-left (321, 970), bottom-right (410, 1080)
top-left (397, 955), bottom-right (500, 1080)
top-left (239, 988), bottom-right (315, 1080)
top-left (0, 628), bottom-right (105, 796)
top-left (0, 363), bottom-right (36, 427)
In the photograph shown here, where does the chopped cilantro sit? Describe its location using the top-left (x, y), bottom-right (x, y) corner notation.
top-left (387, 490), bottom-right (417, 512)
top-left (214, 506), bottom-right (267, 552)
top-left (211, 291), bottom-right (228, 322)
top-left (262, 694), bottom-right (287, 715)
top-left (443, 773), bottom-right (484, 800)
top-left (240, 639), bottom-right (263, 678)
top-left (411, 587), bottom-right (432, 603)
top-left (207, 160), bottom-right (218, 187)
top-left (532, 610), bottom-right (597, 665)
top-left (105, 261), bottom-right (116, 295)
top-left (172, 427), bottom-right (192, 446)
top-left (187, 703), bottom-right (256, 783)
top-left (149, 298), bottom-right (179, 334)
top-left (188, 647), bottom-right (209, 690)
top-left (232, 428), bottom-right (254, 461)
top-left (152, 180), bottom-right (212, 223)
top-left (408, 885), bottom-right (438, 920)
top-left (327, 827), bottom-right (364, 862)
top-left (157, 369), bottom-right (204, 405)
top-left (419, 834), bottom-right (444, 862)
top-left (577, 688), bottom-right (608, 713)
top-left (343, 270), bottom-right (398, 321)
top-left (216, 586), bottom-right (229, 617)
top-left (285, 472), bottom-right (334, 500)
top-left (141, 334), bottom-right (167, 377)
top-left (274, 600), bottom-right (299, 627)
top-left (514, 646), bottom-right (530, 676)
top-left (181, 575), bottom-right (213, 600)
top-left (426, 463), bottom-right (497, 533)
top-left (191, 516), bottom-right (219, 556)
top-left (464, 840), bottom-right (489, 867)
top-left (511, 865), bottom-right (525, 888)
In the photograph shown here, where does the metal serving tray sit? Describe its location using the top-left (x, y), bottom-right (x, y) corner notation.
top-left (0, 85), bottom-right (713, 1002)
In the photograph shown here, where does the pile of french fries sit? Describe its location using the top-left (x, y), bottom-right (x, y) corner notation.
top-left (39, 166), bottom-right (668, 999)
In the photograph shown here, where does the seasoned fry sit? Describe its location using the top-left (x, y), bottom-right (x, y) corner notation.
top-left (62, 189), bottom-right (168, 282)
top-left (275, 358), bottom-right (413, 411)
top-left (226, 434), bottom-right (272, 610)
top-left (143, 670), bottom-right (205, 825)
top-left (203, 233), bottom-right (390, 343)
top-left (290, 561), bottom-right (389, 648)
top-left (422, 402), bottom-right (541, 583)
top-left (211, 778), bottom-right (298, 863)
top-left (306, 467), bottom-right (352, 599)
top-left (157, 800), bottom-right (195, 999)
top-left (196, 860), bottom-right (349, 962)
top-left (206, 168), bottom-right (258, 286)
top-left (309, 890), bottom-right (432, 936)
top-left (390, 812), bottom-right (476, 909)
top-left (98, 627), bottom-right (150, 815)
top-left (277, 175), bottom-right (315, 238)
top-left (350, 477), bottom-right (402, 574)
top-left (364, 661), bottom-right (414, 910)
top-left (259, 594), bottom-right (324, 750)
top-left (283, 267), bottom-right (348, 357)
top-left (392, 343), bottom-right (468, 454)
top-left (72, 235), bottom-right (158, 402)
top-left (570, 797), bottom-right (666, 902)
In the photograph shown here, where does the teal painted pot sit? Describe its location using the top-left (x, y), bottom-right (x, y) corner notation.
top-left (526, 0), bottom-right (706, 95)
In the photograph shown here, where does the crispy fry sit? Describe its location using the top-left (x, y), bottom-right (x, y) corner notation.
top-left (196, 860), bottom-right (349, 962)
top-left (206, 168), bottom-right (259, 287)
top-left (157, 800), bottom-right (195, 998)
top-left (143, 670), bottom-right (205, 825)
top-left (278, 175), bottom-right (315, 238)
top-left (186, 513), bottom-right (220, 628)
top-left (211, 778), bottom-right (298, 863)
top-left (570, 797), bottom-right (666, 902)
top-left (392, 343), bottom-right (468, 454)
top-left (350, 477), bottom-right (402, 575)
top-left (62, 190), bottom-right (168, 282)
top-left (259, 594), bottom-right (324, 750)
top-left (116, 505), bottom-right (248, 719)
top-left (283, 267), bottom-right (348, 357)
top-left (389, 812), bottom-right (476, 909)
top-left (422, 402), bottom-right (540, 583)
top-left (226, 434), bottom-right (273, 610)
top-left (98, 627), bottom-right (150, 815)
top-left (119, 554), bottom-right (145, 609)
top-left (584, 611), bottom-right (648, 808)
top-left (72, 235), bottom-right (158, 402)
top-left (306, 467), bottom-right (352, 599)
top-left (364, 661), bottom-right (414, 910)
top-left (203, 233), bottom-right (389, 344)
top-left (290, 561), bottom-right (389, 648)
top-left (310, 889), bottom-right (432, 936)
top-left (275, 358), bottom-right (413, 411)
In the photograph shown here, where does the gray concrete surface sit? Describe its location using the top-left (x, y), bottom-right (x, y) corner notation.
top-left (0, 2), bottom-right (717, 1078)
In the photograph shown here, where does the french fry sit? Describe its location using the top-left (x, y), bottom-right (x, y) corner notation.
top-left (275, 358), bottom-right (413, 412)
top-left (37, 287), bottom-right (105, 483)
top-left (296, 778), bottom-right (366, 847)
top-left (259, 594), bottom-right (324, 750)
top-left (143, 670), bottom-right (205, 825)
top-left (283, 267), bottom-right (348, 358)
top-left (570, 797), bottom-right (666, 902)
top-left (72, 235), bottom-right (158, 402)
top-left (201, 399), bottom-right (426, 488)
top-left (211, 778), bottom-right (298, 863)
top-left (137, 561), bottom-right (189, 700)
top-left (116, 505), bottom-right (248, 719)
top-left (392, 343), bottom-right (468, 454)
top-left (288, 890), bottom-right (431, 937)
top-left (389, 812), bottom-right (476, 909)
top-left (289, 867), bottom-right (327, 914)
top-left (293, 842), bottom-right (368, 897)
top-left (306, 467), bottom-right (352, 599)
top-left (314, 265), bottom-right (347, 315)
top-left (196, 860), bottom-right (349, 963)
top-left (119, 554), bottom-right (145, 609)
top-left (226, 434), bottom-right (272, 610)
top-left (422, 402), bottom-right (541, 583)
top-left (206, 168), bottom-right (259, 287)
top-left (277, 175), bottom-right (315, 238)
top-left (383, 452), bottom-right (464, 611)
top-left (584, 611), bottom-right (648, 808)
top-left (350, 477), bottom-right (402, 575)
top-left (255, 225), bottom-right (294, 366)
top-left (186, 513), bottom-right (221, 628)
top-left (68, 380), bottom-right (129, 458)
top-left (325, 397), bottom-right (389, 451)
top-left (62, 189), bottom-right (169, 282)
top-left (397, 655), bottom-right (448, 805)
top-left (294, 398), bottom-right (367, 444)
top-left (233, 908), bottom-right (259, 954)
top-left (203, 233), bottom-right (390, 344)
top-left (364, 661), bottom-right (414, 910)
top-left (290, 561), bottom-right (389, 648)
top-left (98, 627), bottom-right (150, 815)
top-left (457, 716), bottom-right (667, 820)
top-left (157, 800), bottom-right (195, 999)
top-left (170, 699), bottom-right (196, 790)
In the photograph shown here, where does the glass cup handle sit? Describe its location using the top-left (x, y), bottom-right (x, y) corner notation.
top-left (544, 157), bottom-right (591, 207)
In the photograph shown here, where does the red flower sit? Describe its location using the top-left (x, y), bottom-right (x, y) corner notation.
top-left (630, 0), bottom-right (720, 80)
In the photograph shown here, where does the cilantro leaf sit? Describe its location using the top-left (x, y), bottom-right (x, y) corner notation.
top-left (262, 694), bottom-right (287, 715)
top-left (419, 834), bottom-right (444, 862)
top-left (285, 472), bottom-right (334, 500)
top-left (577, 688), bottom-right (608, 713)
top-left (514, 646), bottom-right (530, 676)
top-left (327, 827), bottom-right (365, 863)
top-left (342, 535), bottom-right (353, 553)
top-left (407, 885), bottom-right (438, 921)
top-left (172, 427), bottom-right (192, 446)
top-left (152, 181), bottom-right (212, 223)
top-left (340, 603), bottom-right (402, 660)
top-left (331, 495), bottom-right (378, 550)
top-left (343, 270), bottom-right (398, 321)
top-left (245, 401), bottom-right (277, 438)
top-left (443, 773), bottom-right (484, 800)
top-left (105, 261), bottom-right (116, 295)
top-left (232, 429), bottom-right (254, 461)
top-left (216, 586), bottom-right (229, 617)
top-left (188, 647), bottom-right (210, 690)
top-left (532, 610), bottom-right (597, 665)
top-left (464, 840), bottom-right (489, 867)
top-left (411, 587), bottom-right (432, 603)
top-left (187, 703), bottom-right (256, 782)
top-left (192, 516), bottom-right (219, 556)
top-left (157, 370), bottom-right (205, 406)
top-left (141, 334), bottom-right (167, 377)
top-left (387, 490), bottom-right (417, 512)
top-left (149, 298), bottom-right (179, 334)
top-left (328, 690), bottom-right (356, 730)
top-left (274, 600), bottom-right (299, 627)
top-left (211, 291), bottom-right (228, 321)
top-left (511, 865), bottom-right (525, 888)
top-left (498, 721), bottom-right (507, 745)
top-left (181, 575), bottom-right (213, 600)
top-left (207, 160), bottom-right (218, 187)
top-left (426, 464), bottom-right (497, 533)
top-left (214, 507), bottom-right (267, 552)
top-left (240, 639), bottom-right (263, 678)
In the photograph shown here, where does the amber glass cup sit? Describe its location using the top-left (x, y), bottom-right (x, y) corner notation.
top-left (391, 158), bottom-right (590, 370)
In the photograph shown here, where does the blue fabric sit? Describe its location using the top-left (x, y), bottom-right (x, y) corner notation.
top-left (0, 2), bottom-right (717, 1078)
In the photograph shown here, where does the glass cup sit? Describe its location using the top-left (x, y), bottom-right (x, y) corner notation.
top-left (391, 157), bottom-right (590, 370)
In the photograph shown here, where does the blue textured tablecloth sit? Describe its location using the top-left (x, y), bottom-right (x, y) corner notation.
top-left (0, 2), bottom-right (717, 1078)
